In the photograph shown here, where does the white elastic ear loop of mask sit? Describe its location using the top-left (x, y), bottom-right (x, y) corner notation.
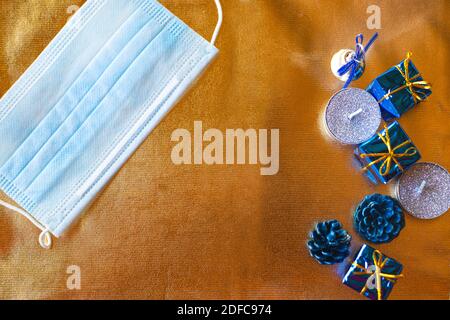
top-left (0, 199), bottom-right (52, 249)
top-left (211, 0), bottom-right (223, 45)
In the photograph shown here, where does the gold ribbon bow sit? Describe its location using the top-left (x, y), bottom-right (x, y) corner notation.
top-left (378, 52), bottom-right (432, 104)
top-left (360, 124), bottom-right (417, 176)
top-left (352, 250), bottom-right (403, 300)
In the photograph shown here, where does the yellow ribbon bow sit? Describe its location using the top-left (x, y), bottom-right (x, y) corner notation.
top-left (352, 250), bottom-right (403, 300)
top-left (359, 124), bottom-right (417, 177)
top-left (378, 52), bottom-right (432, 104)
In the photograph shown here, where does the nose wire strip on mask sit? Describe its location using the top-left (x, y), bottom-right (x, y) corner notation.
top-left (0, 1), bottom-right (222, 249)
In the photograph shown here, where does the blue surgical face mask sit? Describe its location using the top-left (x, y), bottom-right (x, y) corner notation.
top-left (0, 0), bottom-right (222, 248)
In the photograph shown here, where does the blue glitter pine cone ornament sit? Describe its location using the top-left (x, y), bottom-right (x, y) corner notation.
top-left (354, 194), bottom-right (405, 244)
top-left (307, 220), bottom-right (352, 265)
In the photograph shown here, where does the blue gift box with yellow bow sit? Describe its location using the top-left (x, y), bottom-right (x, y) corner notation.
top-left (367, 52), bottom-right (432, 120)
top-left (355, 121), bottom-right (421, 184)
top-left (343, 244), bottom-right (403, 300)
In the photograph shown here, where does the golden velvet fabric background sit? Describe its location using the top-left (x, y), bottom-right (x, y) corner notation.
top-left (0, 0), bottom-right (449, 300)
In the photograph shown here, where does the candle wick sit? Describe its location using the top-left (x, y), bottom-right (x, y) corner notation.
top-left (348, 108), bottom-right (363, 120)
top-left (416, 180), bottom-right (427, 195)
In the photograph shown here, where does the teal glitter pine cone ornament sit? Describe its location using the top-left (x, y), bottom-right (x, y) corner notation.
top-left (307, 220), bottom-right (352, 265)
top-left (354, 194), bottom-right (405, 244)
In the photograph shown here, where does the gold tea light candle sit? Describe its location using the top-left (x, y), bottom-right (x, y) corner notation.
top-left (325, 88), bottom-right (381, 145)
top-left (396, 162), bottom-right (450, 219)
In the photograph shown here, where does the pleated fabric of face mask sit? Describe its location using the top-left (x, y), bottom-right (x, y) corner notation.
top-left (0, 0), bottom-right (222, 249)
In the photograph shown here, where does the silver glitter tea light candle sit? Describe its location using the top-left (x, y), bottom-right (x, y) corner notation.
top-left (325, 88), bottom-right (381, 145)
top-left (396, 162), bottom-right (450, 219)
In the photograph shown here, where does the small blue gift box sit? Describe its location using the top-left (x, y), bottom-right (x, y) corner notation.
top-left (367, 52), bottom-right (432, 120)
top-left (343, 244), bottom-right (403, 300)
top-left (355, 121), bottom-right (421, 184)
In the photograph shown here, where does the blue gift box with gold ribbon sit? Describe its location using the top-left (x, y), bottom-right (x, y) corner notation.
top-left (355, 121), bottom-right (421, 184)
top-left (343, 244), bottom-right (403, 300)
top-left (367, 52), bottom-right (432, 120)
